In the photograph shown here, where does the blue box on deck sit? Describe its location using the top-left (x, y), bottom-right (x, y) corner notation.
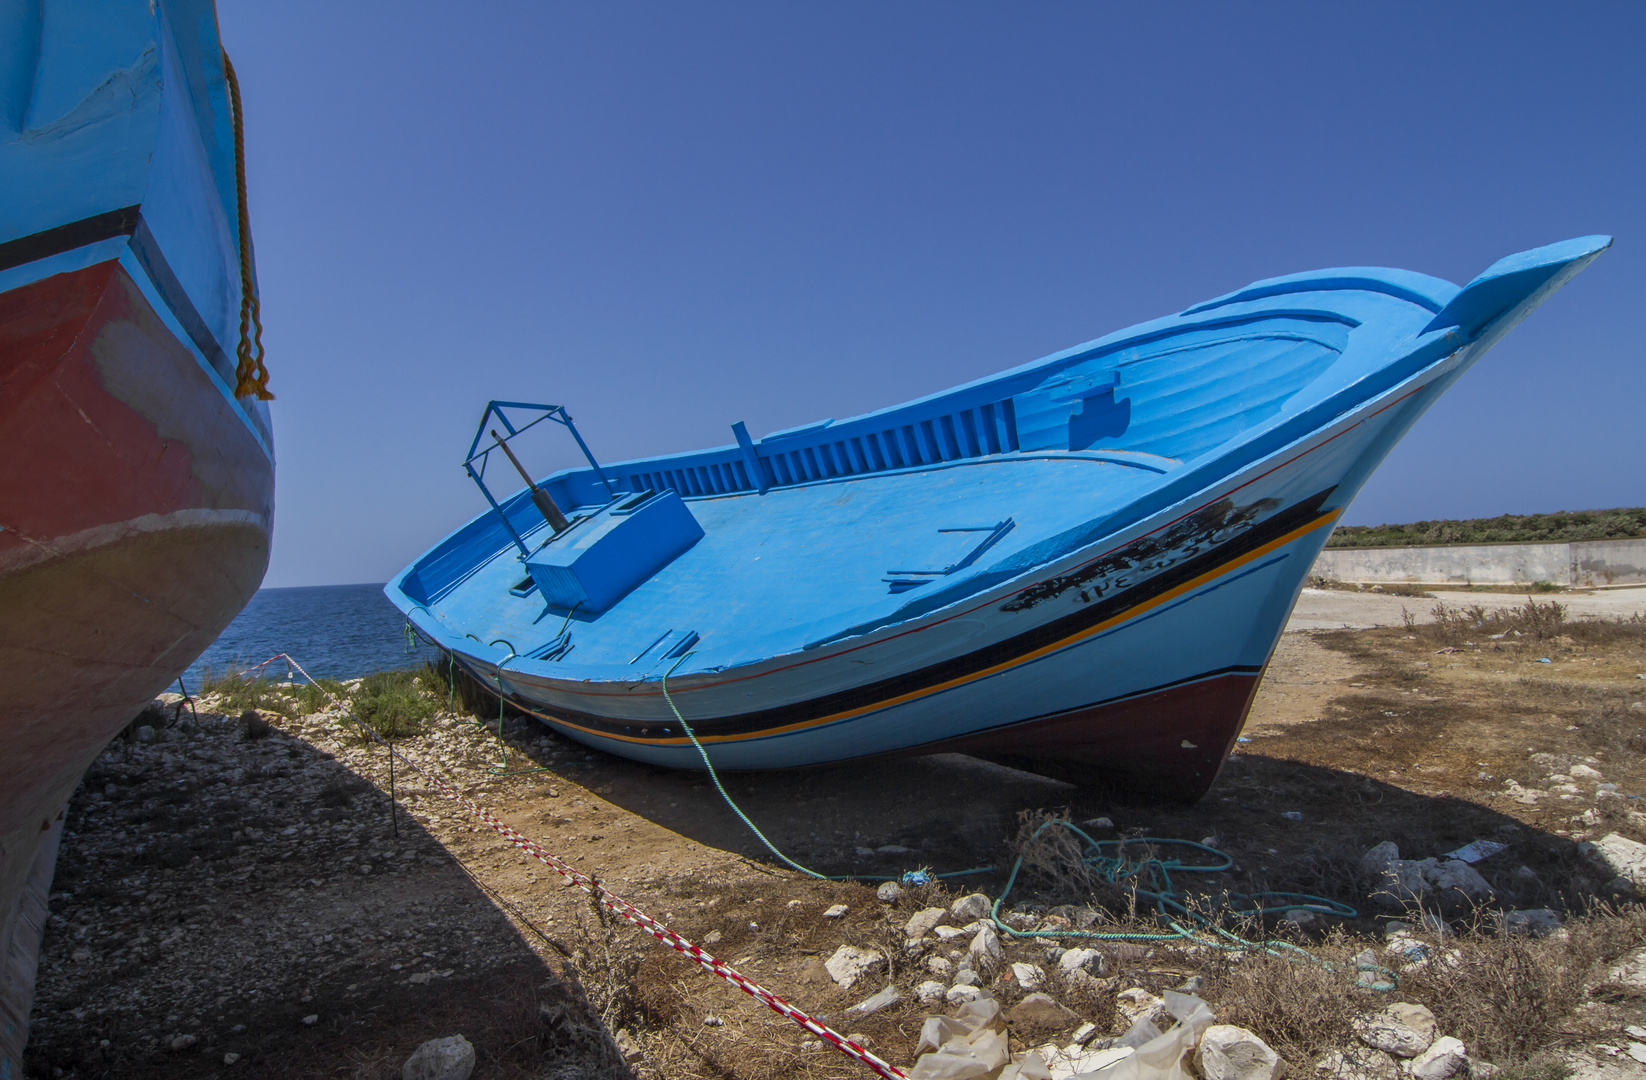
top-left (525, 490), bottom-right (703, 613)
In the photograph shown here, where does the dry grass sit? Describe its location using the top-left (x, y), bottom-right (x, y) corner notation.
top-left (1403, 597), bottom-right (1646, 650)
top-left (1205, 932), bottom-right (1377, 1064)
top-left (1201, 907), bottom-right (1646, 1069)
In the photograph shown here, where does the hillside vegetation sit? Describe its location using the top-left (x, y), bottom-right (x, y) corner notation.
top-left (1327, 506), bottom-right (1646, 548)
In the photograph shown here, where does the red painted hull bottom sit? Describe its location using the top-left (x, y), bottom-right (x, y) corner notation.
top-left (0, 261), bottom-right (273, 932)
top-left (921, 672), bottom-right (1264, 802)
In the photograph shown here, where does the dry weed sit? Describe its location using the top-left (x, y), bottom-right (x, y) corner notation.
top-left (1403, 907), bottom-right (1646, 1064)
top-left (1205, 932), bottom-right (1376, 1065)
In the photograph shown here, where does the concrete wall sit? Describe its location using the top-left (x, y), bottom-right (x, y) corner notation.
top-left (1311, 537), bottom-right (1646, 587)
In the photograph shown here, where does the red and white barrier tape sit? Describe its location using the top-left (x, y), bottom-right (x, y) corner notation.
top-left (238, 654), bottom-right (909, 1080)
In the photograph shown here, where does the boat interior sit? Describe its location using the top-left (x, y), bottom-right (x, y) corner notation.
top-left (397, 265), bottom-right (1475, 679)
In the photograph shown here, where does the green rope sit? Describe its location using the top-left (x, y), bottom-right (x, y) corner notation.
top-left (446, 649), bottom-right (456, 711)
top-left (473, 641), bottom-right (550, 778)
top-left (662, 651), bottom-right (828, 878)
top-left (658, 652), bottom-right (1011, 885)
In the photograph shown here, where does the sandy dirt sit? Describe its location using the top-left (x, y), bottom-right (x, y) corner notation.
top-left (22, 588), bottom-right (1646, 1079)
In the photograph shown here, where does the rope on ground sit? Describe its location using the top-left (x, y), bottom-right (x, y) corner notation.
top-left (988, 818), bottom-right (1397, 990)
top-left (659, 648), bottom-right (1393, 989)
top-left (239, 652), bottom-right (910, 1080)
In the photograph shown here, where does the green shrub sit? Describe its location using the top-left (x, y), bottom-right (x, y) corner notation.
top-left (199, 667), bottom-right (293, 717)
top-left (291, 677), bottom-right (347, 715)
top-left (349, 670), bottom-right (433, 737)
top-left (1328, 506), bottom-right (1646, 548)
top-left (415, 654), bottom-right (498, 718)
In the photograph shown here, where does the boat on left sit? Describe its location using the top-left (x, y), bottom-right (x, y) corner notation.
top-left (0, 2), bottom-right (274, 1067)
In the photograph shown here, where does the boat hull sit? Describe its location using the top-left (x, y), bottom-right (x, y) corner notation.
top-left (0, 258), bottom-right (272, 964)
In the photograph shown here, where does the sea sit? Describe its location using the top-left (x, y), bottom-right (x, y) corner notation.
top-left (180, 583), bottom-right (439, 691)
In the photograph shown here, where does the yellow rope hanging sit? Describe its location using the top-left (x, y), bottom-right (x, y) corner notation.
top-left (223, 51), bottom-right (272, 400)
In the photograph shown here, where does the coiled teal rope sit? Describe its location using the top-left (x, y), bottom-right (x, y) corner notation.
top-left (988, 818), bottom-right (1395, 989)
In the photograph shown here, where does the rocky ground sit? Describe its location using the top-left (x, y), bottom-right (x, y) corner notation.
top-left (21, 589), bottom-right (1646, 1080)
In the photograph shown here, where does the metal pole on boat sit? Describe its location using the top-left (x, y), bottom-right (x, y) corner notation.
top-left (491, 429), bottom-right (571, 533)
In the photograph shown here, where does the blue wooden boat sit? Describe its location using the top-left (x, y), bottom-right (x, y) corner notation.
top-left (0, 3), bottom-right (272, 1065)
top-left (389, 238), bottom-right (1607, 801)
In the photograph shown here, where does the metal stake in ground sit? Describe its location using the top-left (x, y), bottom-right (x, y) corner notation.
top-left (387, 735), bottom-right (397, 839)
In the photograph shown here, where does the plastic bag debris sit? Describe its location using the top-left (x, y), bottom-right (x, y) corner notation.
top-left (1059, 992), bottom-right (1214, 1080)
top-left (1443, 839), bottom-right (1508, 864)
top-left (909, 994), bottom-right (1011, 1080)
top-left (848, 984), bottom-right (903, 1017)
top-left (910, 990), bottom-right (1216, 1080)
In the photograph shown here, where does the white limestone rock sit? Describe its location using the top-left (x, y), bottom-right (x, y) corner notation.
top-left (1581, 834), bottom-right (1646, 896)
top-left (1196, 1024), bottom-right (1286, 1080)
top-left (1010, 962), bottom-right (1045, 990)
top-left (905, 906), bottom-right (948, 940)
top-left (1114, 987), bottom-right (1166, 1027)
top-left (1057, 947), bottom-right (1108, 976)
top-left (1503, 909), bottom-right (1562, 936)
top-left (1423, 860), bottom-right (1494, 908)
top-left (1354, 1003), bottom-right (1436, 1058)
top-left (950, 893), bottom-right (993, 922)
top-left (1606, 947), bottom-right (1646, 991)
top-left (969, 924), bottom-right (1003, 970)
top-left (824, 945), bottom-right (883, 989)
top-left (1361, 842), bottom-right (1401, 878)
top-left (1369, 856), bottom-right (1436, 909)
top-left (1316, 1046), bottom-right (1399, 1080)
top-left (402, 1035), bottom-right (476, 1080)
top-left (1409, 1037), bottom-right (1468, 1080)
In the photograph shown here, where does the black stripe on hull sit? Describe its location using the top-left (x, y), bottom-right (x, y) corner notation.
top-left (0, 206), bottom-right (140, 273)
top-left (482, 487), bottom-right (1335, 742)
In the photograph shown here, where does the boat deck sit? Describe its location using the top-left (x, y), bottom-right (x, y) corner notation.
top-left (425, 454), bottom-right (1172, 678)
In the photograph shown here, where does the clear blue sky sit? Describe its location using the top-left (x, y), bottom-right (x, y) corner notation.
top-left (216, 2), bottom-right (1646, 589)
